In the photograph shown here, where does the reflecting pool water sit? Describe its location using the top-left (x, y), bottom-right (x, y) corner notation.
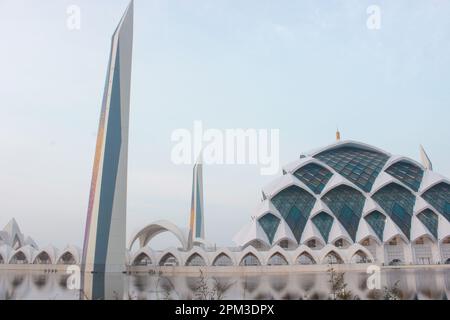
top-left (1, 268), bottom-right (449, 300)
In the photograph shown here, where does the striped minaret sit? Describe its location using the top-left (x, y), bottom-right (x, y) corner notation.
top-left (189, 155), bottom-right (205, 245)
top-left (81, 1), bottom-right (133, 274)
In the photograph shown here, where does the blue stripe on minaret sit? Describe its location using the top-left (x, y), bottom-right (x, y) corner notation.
top-left (93, 48), bottom-right (122, 272)
top-left (195, 174), bottom-right (202, 237)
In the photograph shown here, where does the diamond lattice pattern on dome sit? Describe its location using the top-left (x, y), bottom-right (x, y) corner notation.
top-left (321, 185), bottom-right (365, 241)
top-left (271, 186), bottom-right (316, 243)
top-left (416, 209), bottom-right (438, 239)
top-left (372, 183), bottom-right (416, 239)
top-left (364, 210), bottom-right (386, 241)
top-left (385, 161), bottom-right (424, 192)
top-left (311, 211), bottom-right (334, 242)
top-left (293, 163), bottom-right (333, 195)
top-left (421, 182), bottom-right (450, 223)
top-left (314, 146), bottom-right (389, 192)
top-left (258, 213), bottom-right (280, 244)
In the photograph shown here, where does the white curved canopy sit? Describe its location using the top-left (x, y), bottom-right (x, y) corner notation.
top-left (129, 220), bottom-right (189, 251)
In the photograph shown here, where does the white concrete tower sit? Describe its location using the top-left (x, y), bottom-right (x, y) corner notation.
top-left (81, 1), bottom-right (133, 273)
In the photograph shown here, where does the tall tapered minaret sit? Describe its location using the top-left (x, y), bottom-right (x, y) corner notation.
top-left (189, 155), bottom-right (205, 245)
top-left (82, 1), bottom-right (133, 274)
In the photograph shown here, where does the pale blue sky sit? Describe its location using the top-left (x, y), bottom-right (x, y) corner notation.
top-left (1, 0), bottom-right (450, 248)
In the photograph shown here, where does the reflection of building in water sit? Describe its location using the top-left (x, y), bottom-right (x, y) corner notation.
top-left (81, 272), bottom-right (125, 300)
top-left (124, 270), bottom-right (450, 300)
top-left (0, 269), bottom-right (448, 300)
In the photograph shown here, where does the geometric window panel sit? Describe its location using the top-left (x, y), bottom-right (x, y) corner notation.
top-left (364, 211), bottom-right (386, 241)
top-left (271, 185), bottom-right (316, 243)
top-left (321, 185), bottom-right (366, 242)
top-left (314, 146), bottom-right (389, 192)
top-left (416, 209), bottom-right (438, 239)
top-left (293, 163), bottom-right (333, 195)
top-left (311, 211), bottom-right (334, 243)
top-left (422, 182), bottom-right (450, 223)
top-left (385, 161), bottom-right (424, 192)
top-left (372, 183), bottom-right (416, 240)
top-left (258, 213), bottom-right (280, 244)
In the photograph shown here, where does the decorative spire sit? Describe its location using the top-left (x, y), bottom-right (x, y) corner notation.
top-left (419, 145), bottom-right (433, 171)
top-left (336, 128), bottom-right (341, 141)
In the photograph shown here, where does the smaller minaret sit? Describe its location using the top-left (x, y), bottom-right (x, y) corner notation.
top-left (336, 128), bottom-right (341, 141)
top-left (189, 154), bottom-right (205, 246)
top-left (420, 145), bottom-right (433, 171)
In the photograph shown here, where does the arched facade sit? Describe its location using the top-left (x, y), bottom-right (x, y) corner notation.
top-left (212, 253), bottom-right (233, 266)
top-left (233, 140), bottom-right (450, 264)
top-left (56, 246), bottom-right (81, 265)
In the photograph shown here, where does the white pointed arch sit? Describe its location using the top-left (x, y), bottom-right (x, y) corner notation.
top-left (237, 246), bottom-right (264, 266)
top-left (9, 245), bottom-right (35, 264)
top-left (384, 232), bottom-right (409, 245)
top-left (358, 234), bottom-right (382, 247)
top-left (319, 246), bottom-right (347, 264)
top-left (32, 246), bottom-right (59, 265)
top-left (347, 244), bottom-right (374, 263)
top-left (292, 246), bottom-right (319, 265)
top-left (411, 233), bottom-right (436, 245)
top-left (157, 247), bottom-right (183, 267)
top-left (210, 248), bottom-right (237, 266)
top-left (244, 239), bottom-right (271, 251)
top-left (131, 247), bottom-right (155, 266)
top-left (301, 236), bottom-right (326, 250)
top-left (184, 247), bottom-right (210, 266)
top-left (56, 245), bottom-right (81, 265)
top-left (272, 236), bottom-right (297, 249)
top-left (263, 246), bottom-right (290, 265)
